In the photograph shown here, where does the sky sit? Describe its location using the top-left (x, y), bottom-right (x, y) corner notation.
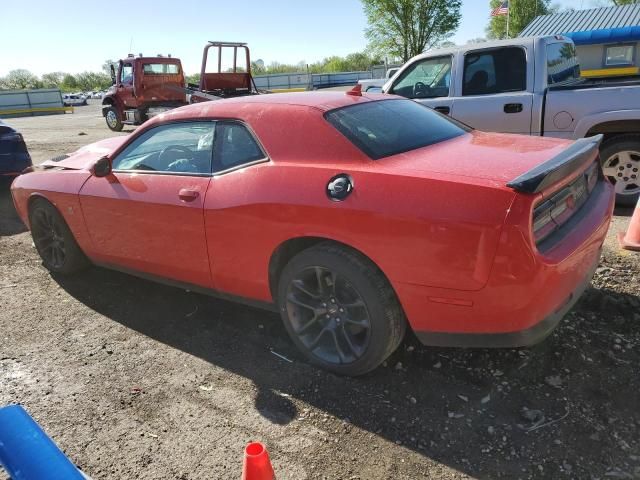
top-left (0, 0), bottom-right (611, 77)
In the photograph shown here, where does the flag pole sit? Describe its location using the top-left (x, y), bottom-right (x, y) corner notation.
top-left (506, 3), bottom-right (510, 38)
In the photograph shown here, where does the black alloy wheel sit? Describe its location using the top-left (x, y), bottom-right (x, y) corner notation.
top-left (285, 265), bottom-right (372, 365)
top-left (29, 199), bottom-right (88, 274)
top-left (278, 243), bottom-right (406, 376)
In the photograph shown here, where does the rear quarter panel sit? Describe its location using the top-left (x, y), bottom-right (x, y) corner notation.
top-left (204, 160), bottom-right (515, 302)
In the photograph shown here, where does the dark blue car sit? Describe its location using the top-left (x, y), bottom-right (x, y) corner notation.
top-left (0, 119), bottom-right (32, 177)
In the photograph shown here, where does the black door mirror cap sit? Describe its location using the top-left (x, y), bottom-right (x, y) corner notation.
top-left (93, 157), bottom-right (112, 178)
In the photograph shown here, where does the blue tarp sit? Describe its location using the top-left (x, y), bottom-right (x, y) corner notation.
top-left (565, 26), bottom-right (640, 45)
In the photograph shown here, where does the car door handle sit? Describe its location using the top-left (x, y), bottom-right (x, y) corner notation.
top-left (178, 188), bottom-right (199, 201)
top-left (504, 103), bottom-right (523, 114)
top-left (434, 106), bottom-right (450, 115)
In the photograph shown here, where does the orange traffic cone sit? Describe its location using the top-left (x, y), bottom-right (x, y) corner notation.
top-left (242, 442), bottom-right (275, 480)
top-left (619, 195), bottom-right (640, 251)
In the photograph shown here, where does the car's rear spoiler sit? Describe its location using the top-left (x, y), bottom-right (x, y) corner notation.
top-left (506, 134), bottom-right (603, 194)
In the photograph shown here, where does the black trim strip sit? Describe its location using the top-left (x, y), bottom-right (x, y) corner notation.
top-left (507, 134), bottom-right (603, 194)
top-left (93, 261), bottom-right (278, 312)
top-left (112, 169), bottom-right (213, 177)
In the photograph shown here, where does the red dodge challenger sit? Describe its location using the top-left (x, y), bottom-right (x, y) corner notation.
top-left (11, 91), bottom-right (615, 375)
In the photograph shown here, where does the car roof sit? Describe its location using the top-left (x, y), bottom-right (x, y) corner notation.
top-left (170, 91), bottom-right (393, 120)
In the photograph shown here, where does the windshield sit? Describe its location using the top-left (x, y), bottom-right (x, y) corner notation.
top-left (143, 63), bottom-right (180, 75)
top-left (325, 99), bottom-right (469, 160)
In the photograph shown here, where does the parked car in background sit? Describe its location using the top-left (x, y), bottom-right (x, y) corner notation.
top-left (382, 35), bottom-right (640, 205)
top-left (10, 91), bottom-right (614, 375)
top-left (358, 67), bottom-right (400, 92)
top-left (62, 94), bottom-right (87, 107)
top-left (0, 120), bottom-right (32, 178)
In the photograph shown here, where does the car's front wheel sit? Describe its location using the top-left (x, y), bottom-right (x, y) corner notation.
top-left (29, 199), bottom-right (88, 275)
top-left (600, 135), bottom-right (640, 207)
top-left (277, 243), bottom-right (406, 376)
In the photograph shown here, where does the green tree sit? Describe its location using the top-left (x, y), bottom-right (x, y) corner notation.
top-left (362, 0), bottom-right (462, 62)
top-left (487, 0), bottom-right (550, 39)
top-left (611, 0), bottom-right (639, 5)
top-left (61, 73), bottom-right (78, 92)
top-left (185, 73), bottom-right (201, 86)
top-left (40, 72), bottom-right (65, 89)
top-left (250, 61), bottom-right (266, 75)
top-left (75, 71), bottom-right (112, 91)
top-left (102, 59), bottom-right (117, 75)
top-left (0, 69), bottom-right (39, 90)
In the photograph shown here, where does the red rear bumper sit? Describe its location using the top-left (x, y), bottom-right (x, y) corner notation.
top-left (396, 180), bottom-right (615, 347)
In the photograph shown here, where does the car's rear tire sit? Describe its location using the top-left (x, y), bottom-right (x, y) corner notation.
top-left (277, 242), bottom-right (406, 376)
top-left (29, 199), bottom-right (88, 275)
top-left (105, 106), bottom-right (123, 132)
top-left (600, 135), bottom-right (640, 207)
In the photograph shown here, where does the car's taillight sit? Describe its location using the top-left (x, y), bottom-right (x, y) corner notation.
top-left (533, 200), bottom-right (556, 244)
top-left (532, 162), bottom-right (599, 247)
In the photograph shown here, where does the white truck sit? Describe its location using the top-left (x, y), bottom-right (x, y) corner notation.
top-left (381, 36), bottom-right (640, 205)
top-left (358, 67), bottom-right (400, 92)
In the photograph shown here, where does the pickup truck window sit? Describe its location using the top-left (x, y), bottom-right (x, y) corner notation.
top-left (463, 47), bottom-right (526, 96)
top-left (325, 99), bottom-right (468, 160)
top-left (390, 56), bottom-right (451, 99)
top-left (546, 42), bottom-right (581, 86)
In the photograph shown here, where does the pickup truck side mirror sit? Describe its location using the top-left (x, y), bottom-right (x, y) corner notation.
top-left (110, 65), bottom-right (116, 85)
top-left (93, 157), bottom-right (112, 178)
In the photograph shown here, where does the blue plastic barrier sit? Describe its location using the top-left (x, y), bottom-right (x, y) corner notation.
top-left (0, 404), bottom-right (86, 479)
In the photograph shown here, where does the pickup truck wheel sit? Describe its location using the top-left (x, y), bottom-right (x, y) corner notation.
top-left (29, 199), bottom-right (89, 275)
top-left (600, 135), bottom-right (640, 206)
top-left (277, 243), bottom-right (406, 376)
top-left (105, 107), bottom-right (123, 132)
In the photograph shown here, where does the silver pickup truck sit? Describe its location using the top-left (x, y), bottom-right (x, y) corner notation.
top-left (381, 35), bottom-right (640, 205)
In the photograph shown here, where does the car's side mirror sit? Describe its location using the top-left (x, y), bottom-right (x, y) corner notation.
top-left (93, 157), bottom-right (112, 177)
top-left (110, 64), bottom-right (116, 85)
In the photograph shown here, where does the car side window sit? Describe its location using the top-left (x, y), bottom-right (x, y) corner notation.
top-left (112, 122), bottom-right (215, 175)
top-left (213, 122), bottom-right (266, 172)
top-left (463, 47), bottom-right (526, 96)
top-left (390, 56), bottom-right (452, 99)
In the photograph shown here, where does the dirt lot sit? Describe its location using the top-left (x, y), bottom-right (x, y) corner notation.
top-left (1, 102), bottom-right (639, 479)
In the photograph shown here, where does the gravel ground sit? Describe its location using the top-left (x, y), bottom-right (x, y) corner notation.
top-left (1, 102), bottom-right (639, 479)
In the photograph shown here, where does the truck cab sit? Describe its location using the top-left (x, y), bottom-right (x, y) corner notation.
top-left (102, 55), bottom-right (187, 132)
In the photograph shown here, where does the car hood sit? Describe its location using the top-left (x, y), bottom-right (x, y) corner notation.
top-left (379, 131), bottom-right (573, 185)
top-left (41, 136), bottom-right (128, 170)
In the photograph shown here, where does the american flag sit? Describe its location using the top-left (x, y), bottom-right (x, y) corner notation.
top-left (491, 1), bottom-right (509, 16)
